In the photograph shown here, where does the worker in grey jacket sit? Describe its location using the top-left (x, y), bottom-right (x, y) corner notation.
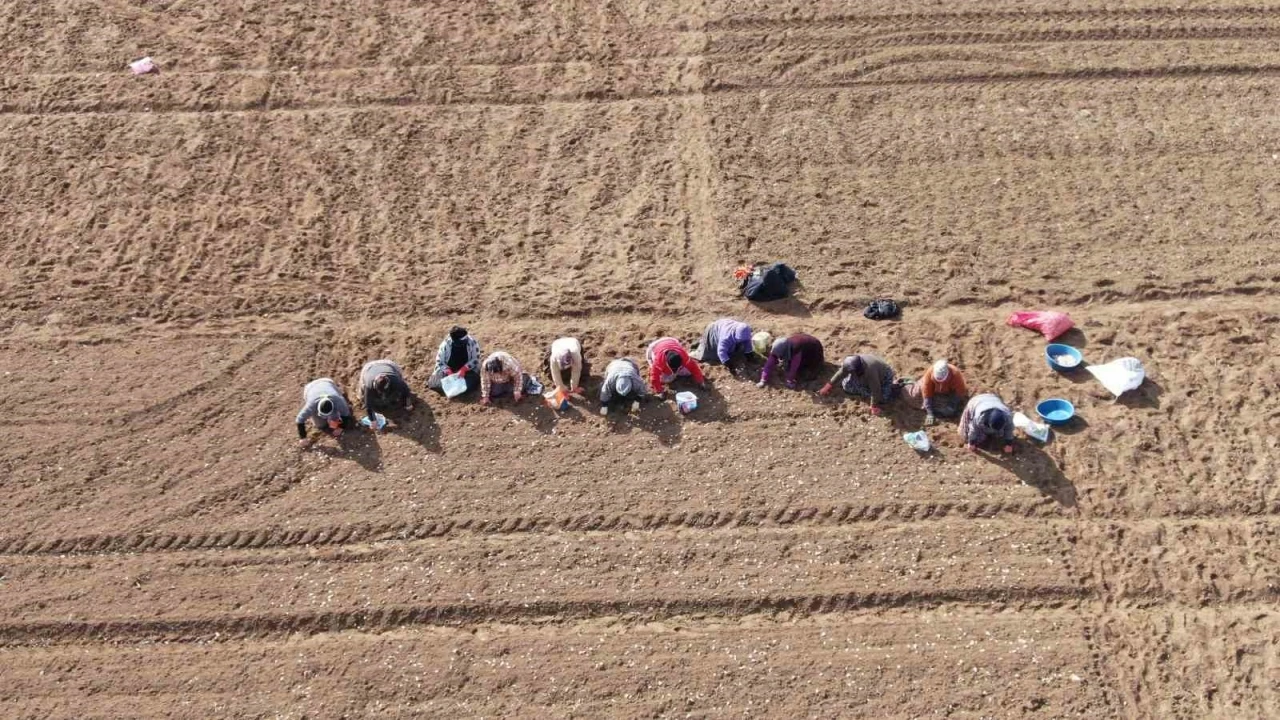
top-left (296, 378), bottom-right (355, 447)
top-left (599, 358), bottom-right (651, 415)
top-left (958, 393), bottom-right (1015, 454)
top-left (820, 354), bottom-right (897, 415)
top-left (360, 359), bottom-right (413, 426)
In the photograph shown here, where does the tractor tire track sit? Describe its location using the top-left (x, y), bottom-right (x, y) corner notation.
top-left (0, 587), bottom-right (1090, 647)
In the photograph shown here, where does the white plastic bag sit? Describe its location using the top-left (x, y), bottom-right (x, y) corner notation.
top-left (1013, 412), bottom-right (1050, 442)
top-left (1087, 357), bottom-right (1146, 397)
top-left (441, 373), bottom-right (468, 399)
top-left (129, 57), bottom-right (157, 75)
top-left (903, 430), bottom-right (931, 452)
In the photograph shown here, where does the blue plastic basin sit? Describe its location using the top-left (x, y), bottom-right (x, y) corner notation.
top-left (1036, 398), bottom-right (1076, 426)
top-left (1045, 344), bottom-right (1084, 372)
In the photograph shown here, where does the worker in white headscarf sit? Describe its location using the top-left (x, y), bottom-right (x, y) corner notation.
top-left (904, 359), bottom-right (969, 425)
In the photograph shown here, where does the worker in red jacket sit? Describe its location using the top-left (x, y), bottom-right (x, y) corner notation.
top-left (645, 337), bottom-right (706, 395)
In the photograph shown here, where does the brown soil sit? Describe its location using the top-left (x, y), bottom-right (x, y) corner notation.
top-left (3, 1), bottom-right (1280, 717)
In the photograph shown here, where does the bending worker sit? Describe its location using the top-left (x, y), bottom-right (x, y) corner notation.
top-left (480, 351), bottom-right (526, 406)
top-left (959, 393), bottom-right (1015, 454)
top-left (906, 359), bottom-right (969, 425)
top-left (360, 359), bottom-right (413, 426)
top-left (599, 357), bottom-right (651, 415)
top-left (547, 337), bottom-right (586, 395)
top-left (691, 318), bottom-right (754, 374)
top-left (646, 336), bottom-right (706, 395)
top-left (295, 377), bottom-right (356, 447)
top-left (820, 353), bottom-right (896, 415)
top-left (758, 333), bottom-right (824, 389)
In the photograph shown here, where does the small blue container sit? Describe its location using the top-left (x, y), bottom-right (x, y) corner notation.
top-left (1036, 398), bottom-right (1076, 426)
top-left (1045, 344), bottom-right (1084, 372)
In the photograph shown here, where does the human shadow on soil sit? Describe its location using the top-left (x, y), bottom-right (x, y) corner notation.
top-left (980, 442), bottom-right (1077, 508)
top-left (395, 398), bottom-right (442, 453)
top-left (317, 430), bottom-right (382, 472)
top-left (752, 296), bottom-right (813, 318)
top-left (608, 398), bottom-right (683, 447)
top-left (679, 381), bottom-right (730, 424)
top-left (502, 396), bottom-right (559, 435)
top-left (1117, 378), bottom-right (1164, 410)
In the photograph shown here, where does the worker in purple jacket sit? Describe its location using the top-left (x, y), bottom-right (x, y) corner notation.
top-left (691, 318), bottom-right (755, 374)
top-left (758, 333), bottom-right (825, 390)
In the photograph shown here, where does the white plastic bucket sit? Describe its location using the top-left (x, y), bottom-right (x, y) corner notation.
top-left (675, 391), bottom-right (698, 414)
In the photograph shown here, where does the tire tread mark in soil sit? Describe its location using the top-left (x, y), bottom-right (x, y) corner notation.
top-left (710, 63), bottom-right (1280, 93)
top-left (0, 586), bottom-right (1089, 647)
top-left (0, 500), bottom-right (1058, 556)
top-left (709, 24), bottom-right (1280, 56)
top-left (706, 6), bottom-right (1280, 32)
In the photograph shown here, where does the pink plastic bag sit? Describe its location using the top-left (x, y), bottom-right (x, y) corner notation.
top-left (1006, 310), bottom-right (1074, 341)
top-left (129, 57), bottom-right (157, 75)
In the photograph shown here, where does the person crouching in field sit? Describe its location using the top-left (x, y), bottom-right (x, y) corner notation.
top-left (905, 359), bottom-right (968, 425)
top-left (296, 378), bottom-right (356, 447)
top-left (646, 337), bottom-right (706, 396)
top-left (480, 351), bottom-right (529, 406)
top-left (360, 359), bottom-right (413, 427)
top-left (427, 326), bottom-right (481, 396)
top-left (959, 393), bottom-right (1015, 454)
top-left (690, 318), bottom-right (754, 375)
top-left (546, 337), bottom-right (587, 395)
top-left (599, 358), bottom-right (652, 415)
top-left (820, 353), bottom-right (896, 415)
top-left (758, 333), bottom-right (824, 389)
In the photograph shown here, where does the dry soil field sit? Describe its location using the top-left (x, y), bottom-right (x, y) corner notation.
top-left (2, 1), bottom-right (1280, 717)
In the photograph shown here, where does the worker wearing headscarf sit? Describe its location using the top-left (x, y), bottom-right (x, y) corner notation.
top-left (691, 318), bottom-right (754, 372)
top-left (959, 393), bottom-right (1015, 454)
top-left (480, 351), bottom-right (526, 405)
top-left (820, 353), bottom-right (896, 415)
top-left (645, 337), bottom-right (706, 395)
top-left (359, 359), bottom-right (413, 426)
top-left (599, 358), bottom-right (651, 414)
top-left (546, 337), bottom-right (587, 394)
top-left (427, 326), bottom-right (481, 396)
top-left (758, 333), bottom-right (824, 389)
top-left (905, 359), bottom-right (969, 425)
top-left (295, 378), bottom-right (355, 447)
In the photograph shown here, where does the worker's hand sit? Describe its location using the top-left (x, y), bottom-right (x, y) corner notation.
top-left (332, 427), bottom-right (344, 438)
top-left (297, 438), bottom-right (313, 449)
top-left (513, 391), bottom-right (524, 403)
top-left (572, 386), bottom-right (584, 396)
top-left (480, 396), bottom-right (491, 406)
top-left (966, 443), bottom-right (978, 453)
top-left (818, 383), bottom-right (832, 396)
top-left (869, 405), bottom-right (882, 416)
top-left (631, 401), bottom-right (641, 414)
top-left (1003, 444), bottom-right (1014, 455)
top-left (756, 380), bottom-right (766, 389)
top-left (785, 380), bottom-right (798, 390)
top-left (925, 413), bottom-right (937, 426)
